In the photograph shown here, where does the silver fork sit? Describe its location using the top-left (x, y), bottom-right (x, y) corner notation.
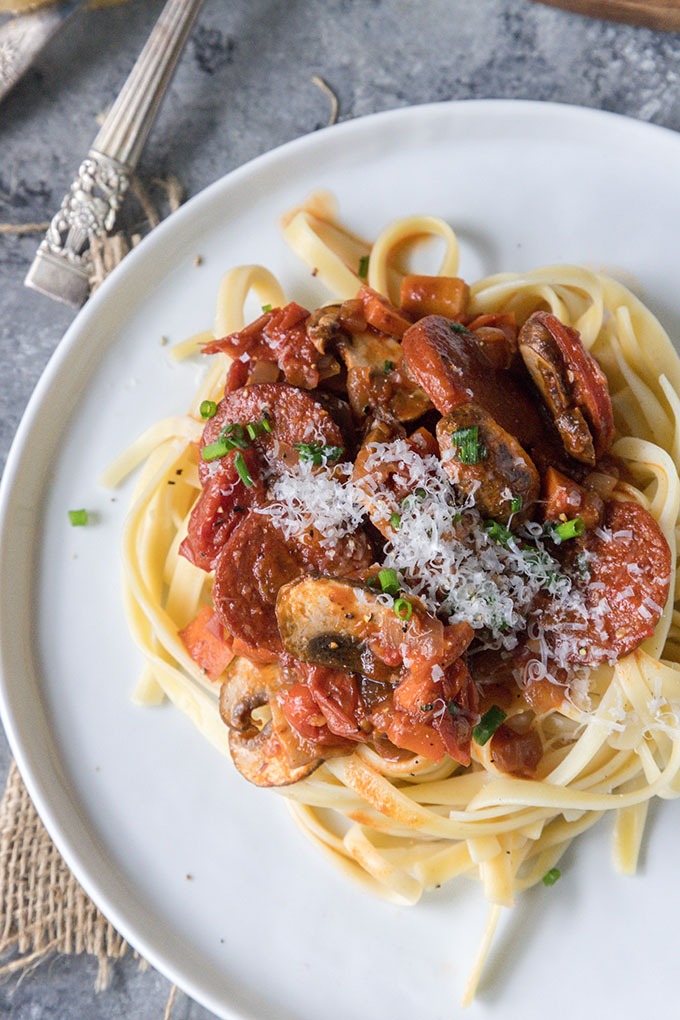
top-left (25, 0), bottom-right (205, 308)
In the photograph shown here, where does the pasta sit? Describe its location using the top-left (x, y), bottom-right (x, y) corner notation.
top-left (109, 195), bottom-right (680, 1003)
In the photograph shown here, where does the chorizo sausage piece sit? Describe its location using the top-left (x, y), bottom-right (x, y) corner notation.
top-left (179, 445), bottom-right (265, 570)
top-left (198, 383), bottom-right (346, 484)
top-left (214, 515), bottom-right (374, 657)
top-left (401, 315), bottom-right (545, 450)
top-left (182, 385), bottom-right (348, 569)
top-left (436, 403), bottom-right (540, 526)
top-left (569, 500), bottom-right (671, 661)
top-left (213, 516), bottom-right (302, 655)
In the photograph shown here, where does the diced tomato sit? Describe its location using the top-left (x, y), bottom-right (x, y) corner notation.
top-left (308, 666), bottom-right (365, 741)
top-left (433, 709), bottom-right (473, 767)
top-left (400, 274), bottom-right (470, 321)
top-left (281, 682), bottom-right (335, 743)
top-left (542, 466), bottom-right (603, 529)
top-left (408, 426), bottom-right (439, 458)
top-left (179, 606), bottom-right (234, 681)
top-left (225, 355), bottom-right (250, 392)
top-left (204, 303), bottom-right (323, 389)
top-left (281, 682), bottom-right (355, 748)
top-left (358, 286), bottom-right (412, 338)
top-left (466, 312), bottom-right (517, 343)
top-left (442, 622), bottom-right (475, 666)
top-left (490, 723), bottom-right (543, 777)
top-left (380, 707), bottom-right (448, 762)
top-left (229, 636), bottom-right (280, 664)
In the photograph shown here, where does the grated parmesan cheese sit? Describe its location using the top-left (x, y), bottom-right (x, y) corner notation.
top-left (256, 437), bottom-right (613, 682)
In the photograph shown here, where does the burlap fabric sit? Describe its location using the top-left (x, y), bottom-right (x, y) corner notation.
top-left (0, 761), bottom-right (129, 987)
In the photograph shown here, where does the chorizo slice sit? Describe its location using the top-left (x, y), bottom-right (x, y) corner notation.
top-left (182, 384), bottom-right (347, 569)
top-left (213, 516), bottom-right (373, 658)
top-left (213, 516), bottom-right (302, 655)
top-left (401, 314), bottom-right (544, 449)
top-left (569, 500), bottom-right (671, 662)
top-left (198, 382), bottom-right (346, 484)
top-left (436, 403), bottom-right (539, 526)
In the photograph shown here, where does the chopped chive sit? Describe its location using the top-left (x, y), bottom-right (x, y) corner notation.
top-left (447, 700), bottom-right (460, 716)
top-left (389, 511), bottom-right (401, 530)
top-left (234, 451), bottom-right (254, 487)
top-left (401, 487), bottom-right (428, 511)
top-left (378, 568), bottom-right (400, 596)
top-left (542, 867), bottom-right (561, 887)
top-left (383, 360), bottom-right (395, 373)
top-left (366, 575), bottom-right (379, 588)
top-left (200, 399), bottom-right (217, 419)
top-left (484, 519), bottom-right (513, 547)
top-left (393, 598), bottom-right (413, 621)
top-left (448, 321), bottom-right (474, 337)
top-left (420, 703), bottom-right (434, 712)
top-left (472, 705), bottom-right (507, 746)
top-left (68, 509), bottom-right (89, 527)
top-left (358, 254), bottom-right (370, 280)
top-left (260, 412), bottom-right (272, 433)
top-left (510, 495), bottom-right (523, 514)
top-left (553, 517), bottom-right (585, 541)
top-left (294, 442), bottom-right (344, 466)
top-left (218, 423), bottom-right (249, 450)
top-left (261, 303), bottom-right (273, 312)
top-left (451, 425), bottom-right (487, 465)
top-left (201, 440), bottom-right (230, 462)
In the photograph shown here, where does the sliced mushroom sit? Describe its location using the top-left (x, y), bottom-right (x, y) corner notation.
top-left (338, 331), bottom-right (432, 422)
top-left (436, 403), bottom-right (539, 526)
top-left (276, 575), bottom-right (446, 685)
top-left (276, 576), bottom-right (395, 681)
top-left (518, 311), bottom-right (614, 466)
top-left (219, 657), bottom-right (321, 786)
top-left (306, 303), bottom-right (348, 353)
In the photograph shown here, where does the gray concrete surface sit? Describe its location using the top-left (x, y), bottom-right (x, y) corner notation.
top-left (1, 0), bottom-right (679, 1016)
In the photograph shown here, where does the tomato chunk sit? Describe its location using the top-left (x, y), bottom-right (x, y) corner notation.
top-left (179, 606), bottom-right (234, 681)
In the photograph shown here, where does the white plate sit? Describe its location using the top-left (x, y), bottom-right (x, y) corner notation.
top-left (2, 100), bottom-right (680, 1020)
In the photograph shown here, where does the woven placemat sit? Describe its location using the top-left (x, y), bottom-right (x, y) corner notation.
top-left (0, 760), bottom-right (129, 987)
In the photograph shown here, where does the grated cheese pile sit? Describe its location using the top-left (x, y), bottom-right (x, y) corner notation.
top-left (254, 437), bottom-right (611, 682)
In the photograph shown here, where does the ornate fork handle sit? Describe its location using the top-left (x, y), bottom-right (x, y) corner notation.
top-left (25, 0), bottom-right (205, 307)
